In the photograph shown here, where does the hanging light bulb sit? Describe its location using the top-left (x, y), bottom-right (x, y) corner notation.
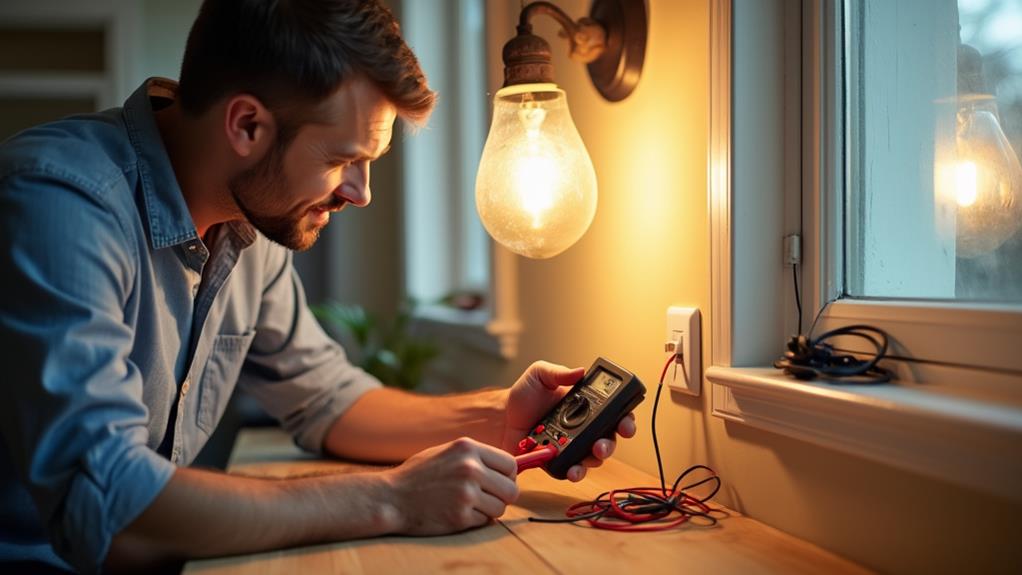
top-left (475, 0), bottom-right (646, 259)
top-left (953, 101), bottom-right (1022, 257)
top-left (476, 83), bottom-right (597, 258)
top-left (951, 44), bottom-right (1022, 258)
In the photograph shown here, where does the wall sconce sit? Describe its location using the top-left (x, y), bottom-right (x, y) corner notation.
top-left (952, 42), bottom-right (1022, 258)
top-left (475, 0), bottom-right (647, 259)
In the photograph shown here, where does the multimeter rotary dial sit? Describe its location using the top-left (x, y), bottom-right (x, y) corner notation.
top-left (558, 395), bottom-right (591, 429)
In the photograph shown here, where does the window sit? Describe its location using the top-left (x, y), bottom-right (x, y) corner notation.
top-left (814, 0), bottom-right (1022, 395)
top-left (0, 25), bottom-right (105, 140)
top-left (707, 0), bottom-right (1022, 502)
top-left (847, 0), bottom-right (1022, 303)
top-left (402, 0), bottom-right (488, 307)
top-left (0, 0), bottom-right (141, 141)
top-left (401, 0), bottom-right (521, 358)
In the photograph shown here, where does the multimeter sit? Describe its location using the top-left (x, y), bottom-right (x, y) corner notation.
top-left (515, 357), bottom-right (646, 479)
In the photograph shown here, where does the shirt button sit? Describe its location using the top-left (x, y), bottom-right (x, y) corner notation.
top-left (181, 378), bottom-right (191, 396)
top-left (187, 243), bottom-right (198, 252)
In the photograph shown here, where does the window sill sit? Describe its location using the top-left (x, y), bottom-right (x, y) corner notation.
top-left (706, 366), bottom-right (1022, 502)
top-left (411, 304), bottom-right (521, 359)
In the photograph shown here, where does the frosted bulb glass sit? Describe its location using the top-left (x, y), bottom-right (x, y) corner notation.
top-left (954, 108), bottom-right (1022, 257)
top-left (475, 83), bottom-right (597, 259)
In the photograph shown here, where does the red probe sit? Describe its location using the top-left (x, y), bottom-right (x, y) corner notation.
top-left (514, 444), bottom-right (559, 473)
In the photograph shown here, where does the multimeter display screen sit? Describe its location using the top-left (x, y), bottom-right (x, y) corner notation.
top-left (589, 369), bottom-right (622, 398)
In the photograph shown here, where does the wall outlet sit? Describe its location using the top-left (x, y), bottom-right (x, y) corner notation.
top-left (666, 307), bottom-right (701, 395)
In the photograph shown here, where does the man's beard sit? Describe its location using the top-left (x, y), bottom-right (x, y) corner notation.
top-left (229, 141), bottom-right (328, 252)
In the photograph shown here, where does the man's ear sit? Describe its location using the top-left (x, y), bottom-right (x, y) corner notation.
top-left (223, 94), bottom-right (276, 160)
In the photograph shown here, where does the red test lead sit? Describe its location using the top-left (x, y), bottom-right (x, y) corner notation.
top-left (515, 444), bottom-right (559, 473)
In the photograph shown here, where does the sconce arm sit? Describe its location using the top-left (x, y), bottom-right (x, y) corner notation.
top-left (518, 1), bottom-right (607, 64)
top-left (501, 0), bottom-right (646, 101)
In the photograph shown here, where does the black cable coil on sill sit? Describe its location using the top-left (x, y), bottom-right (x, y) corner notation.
top-left (774, 324), bottom-right (893, 384)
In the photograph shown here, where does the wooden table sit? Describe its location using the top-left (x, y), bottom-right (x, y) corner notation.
top-left (184, 428), bottom-right (870, 574)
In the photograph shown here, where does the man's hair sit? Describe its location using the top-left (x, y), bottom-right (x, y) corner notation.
top-left (178, 0), bottom-right (435, 137)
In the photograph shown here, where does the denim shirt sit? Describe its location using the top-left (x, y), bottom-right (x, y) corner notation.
top-left (0, 79), bottom-right (380, 573)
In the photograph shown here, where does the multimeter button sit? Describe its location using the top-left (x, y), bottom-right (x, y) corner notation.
top-left (533, 424), bottom-right (545, 434)
top-left (558, 436), bottom-right (568, 445)
top-left (518, 437), bottom-right (538, 453)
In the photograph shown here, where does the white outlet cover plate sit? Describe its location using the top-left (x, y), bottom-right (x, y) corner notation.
top-left (666, 306), bottom-right (701, 395)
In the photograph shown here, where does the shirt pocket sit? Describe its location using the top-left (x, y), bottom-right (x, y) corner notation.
top-left (197, 329), bottom-right (256, 434)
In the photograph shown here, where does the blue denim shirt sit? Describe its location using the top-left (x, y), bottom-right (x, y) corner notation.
top-left (0, 79), bottom-right (381, 573)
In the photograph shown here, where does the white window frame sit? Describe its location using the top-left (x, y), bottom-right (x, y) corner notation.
top-left (706, 0), bottom-right (1022, 502)
top-left (401, 0), bottom-right (521, 359)
top-left (0, 0), bottom-right (141, 111)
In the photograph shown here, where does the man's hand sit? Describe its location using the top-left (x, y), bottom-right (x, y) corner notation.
top-left (501, 361), bottom-right (638, 482)
top-left (108, 438), bottom-right (520, 571)
top-left (381, 437), bottom-right (519, 534)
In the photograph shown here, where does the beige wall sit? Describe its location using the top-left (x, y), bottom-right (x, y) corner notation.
top-left (498, 0), bottom-right (713, 474)
top-left (467, 1), bottom-right (1020, 573)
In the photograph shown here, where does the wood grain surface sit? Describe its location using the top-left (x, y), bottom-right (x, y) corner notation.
top-left (184, 428), bottom-right (871, 575)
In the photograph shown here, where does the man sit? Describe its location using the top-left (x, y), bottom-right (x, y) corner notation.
top-left (0, 1), bottom-right (635, 573)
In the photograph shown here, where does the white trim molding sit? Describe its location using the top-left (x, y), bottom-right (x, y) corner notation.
top-left (815, 299), bottom-right (1022, 402)
top-left (801, 0), bottom-right (845, 315)
top-left (412, 243), bottom-right (521, 359)
top-left (0, 0), bottom-right (141, 108)
top-left (708, 366), bottom-right (1022, 502)
top-left (709, 0), bottom-right (733, 368)
top-left (0, 73), bottom-right (110, 110)
top-left (484, 244), bottom-right (522, 358)
top-left (412, 310), bottom-right (521, 360)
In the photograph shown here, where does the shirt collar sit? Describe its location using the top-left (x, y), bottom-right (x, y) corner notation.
top-left (122, 78), bottom-right (257, 251)
top-left (122, 78), bottom-right (198, 250)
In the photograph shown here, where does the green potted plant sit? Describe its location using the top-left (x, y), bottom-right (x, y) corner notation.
top-left (311, 300), bottom-right (439, 390)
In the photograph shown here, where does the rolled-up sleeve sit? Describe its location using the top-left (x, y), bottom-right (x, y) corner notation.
top-left (0, 169), bottom-right (175, 573)
top-left (239, 247), bottom-right (381, 453)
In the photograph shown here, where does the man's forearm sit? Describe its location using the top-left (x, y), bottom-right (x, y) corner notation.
top-left (105, 466), bottom-right (399, 571)
top-left (323, 387), bottom-right (508, 463)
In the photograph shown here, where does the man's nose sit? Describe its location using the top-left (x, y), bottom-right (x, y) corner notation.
top-left (340, 160), bottom-right (371, 207)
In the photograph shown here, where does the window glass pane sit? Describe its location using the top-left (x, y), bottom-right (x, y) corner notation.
top-left (402, 0), bottom-right (489, 306)
top-left (847, 0), bottom-right (1022, 302)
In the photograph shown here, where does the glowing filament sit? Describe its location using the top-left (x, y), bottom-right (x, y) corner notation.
top-left (954, 161), bottom-right (978, 207)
